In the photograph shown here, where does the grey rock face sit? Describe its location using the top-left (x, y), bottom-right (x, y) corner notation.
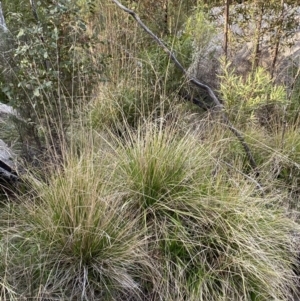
top-left (0, 2), bottom-right (7, 33)
top-left (0, 7), bottom-right (28, 186)
top-left (0, 139), bottom-right (18, 183)
top-left (0, 103), bottom-right (18, 119)
top-left (0, 103), bottom-right (20, 185)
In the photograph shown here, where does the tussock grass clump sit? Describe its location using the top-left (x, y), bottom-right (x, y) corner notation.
top-left (0, 122), bottom-right (299, 301)
top-left (113, 123), bottom-right (299, 300)
top-left (90, 79), bottom-right (183, 135)
top-left (115, 124), bottom-right (206, 209)
top-left (0, 151), bottom-right (153, 300)
top-left (1, 0), bottom-right (300, 300)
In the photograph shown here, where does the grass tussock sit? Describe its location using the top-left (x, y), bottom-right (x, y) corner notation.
top-left (0, 122), bottom-right (298, 300)
top-left (0, 150), bottom-right (153, 300)
top-left (0, 0), bottom-right (300, 300)
top-left (112, 123), bottom-right (299, 300)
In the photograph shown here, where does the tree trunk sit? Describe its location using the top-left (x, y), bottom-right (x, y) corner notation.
top-left (163, 0), bottom-right (169, 35)
top-left (223, 0), bottom-right (230, 60)
top-left (252, 2), bottom-right (264, 71)
top-left (270, 0), bottom-right (285, 79)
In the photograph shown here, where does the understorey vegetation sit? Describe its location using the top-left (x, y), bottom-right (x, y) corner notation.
top-left (0, 0), bottom-right (300, 300)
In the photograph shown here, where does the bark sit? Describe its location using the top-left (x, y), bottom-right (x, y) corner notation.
top-left (29, 0), bottom-right (39, 22)
top-left (252, 2), bottom-right (264, 70)
top-left (223, 0), bottom-right (230, 60)
top-left (270, 0), bottom-right (285, 79)
top-left (163, 0), bottom-right (169, 35)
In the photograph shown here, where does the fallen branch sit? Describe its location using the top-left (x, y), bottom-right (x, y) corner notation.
top-left (178, 91), bottom-right (213, 111)
top-left (110, 0), bottom-right (258, 175)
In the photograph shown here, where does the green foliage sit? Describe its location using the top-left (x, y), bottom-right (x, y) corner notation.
top-left (219, 60), bottom-right (288, 125)
top-left (0, 0), bottom-right (105, 150)
top-left (89, 82), bottom-right (182, 133)
top-left (116, 125), bottom-right (203, 209)
top-left (0, 1), bottom-right (300, 300)
top-left (138, 7), bottom-right (215, 106)
top-left (139, 32), bottom-right (193, 94)
top-left (128, 0), bottom-right (198, 37)
top-left (185, 6), bottom-right (216, 52)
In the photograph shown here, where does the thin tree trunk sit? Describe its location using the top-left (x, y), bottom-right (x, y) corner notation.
top-left (223, 0), bottom-right (230, 60)
top-left (163, 0), bottom-right (169, 35)
top-left (270, 0), bottom-right (285, 79)
top-left (29, 0), bottom-right (39, 22)
top-left (252, 2), bottom-right (264, 71)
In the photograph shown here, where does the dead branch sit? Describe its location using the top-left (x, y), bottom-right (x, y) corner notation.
top-left (110, 0), bottom-right (258, 175)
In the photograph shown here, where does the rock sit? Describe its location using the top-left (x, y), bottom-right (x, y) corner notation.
top-left (0, 139), bottom-right (18, 184)
top-left (0, 103), bottom-right (20, 186)
top-left (0, 103), bottom-right (17, 117)
top-left (0, 1), bottom-right (7, 33)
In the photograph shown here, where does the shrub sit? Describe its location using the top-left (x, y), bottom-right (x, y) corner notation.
top-left (219, 60), bottom-right (288, 127)
top-left (0, 0), bottom-right (106, 155)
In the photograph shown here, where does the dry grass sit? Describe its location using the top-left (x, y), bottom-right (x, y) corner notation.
top-left (0, 1), bottom-right (299, 300)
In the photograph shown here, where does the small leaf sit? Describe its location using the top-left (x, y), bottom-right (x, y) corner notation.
top-left (33, 88), bottom-right (40, 97)
top-left (17, 29), bottom-right (25, 38)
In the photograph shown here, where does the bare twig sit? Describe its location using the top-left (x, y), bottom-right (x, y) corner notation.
top-left (111, 0), bottom-right (222, 108)
top-left (178, 91), bottom-right (213, 111)
top-left (29, 0), bottom-right (39, 23)
top-left (221, 160), bottom-right (264, 195)
top-left (110, 0), bottom-right (258, 174)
